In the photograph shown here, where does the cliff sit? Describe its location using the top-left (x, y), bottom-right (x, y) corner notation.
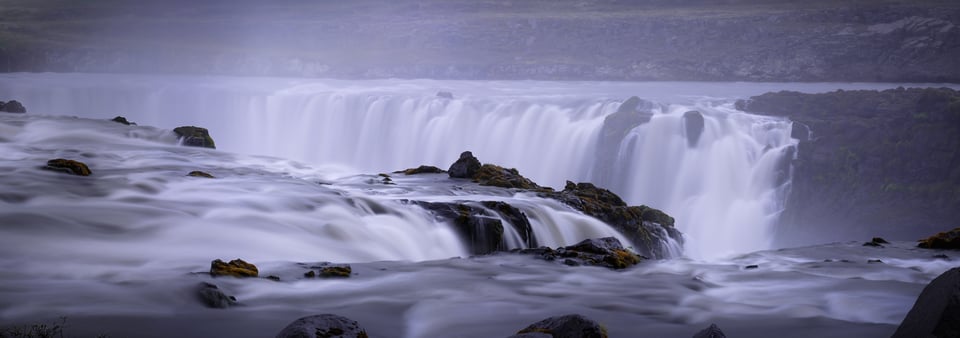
top-left (0, 0), bottom-right (958, 82)
top-left (738, 87), bottom-right (960, 245)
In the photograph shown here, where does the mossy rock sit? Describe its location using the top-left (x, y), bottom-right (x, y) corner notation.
top-left (174, 126), bottom-right (216, 149)
top-left (472, 164), bottom-right (541, 190)
top-left (187, 170), bottom-right (215, 178)
top-left (43, 158), bottom-right (92, 176)
top-left (918, 228), bottom-right (960, 249)
top-left (320, 265), bottom-right (352, 278)
top-left (210, 258), bottom-right (258, 278)
top-left (395, 165), bottom-right (446, 175)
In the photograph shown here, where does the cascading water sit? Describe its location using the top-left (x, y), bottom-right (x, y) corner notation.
top-left (0, 73), bottom-right (803, 259)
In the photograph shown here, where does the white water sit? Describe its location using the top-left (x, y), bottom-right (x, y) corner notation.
top-left (0, 73), bottom-right (931, 259)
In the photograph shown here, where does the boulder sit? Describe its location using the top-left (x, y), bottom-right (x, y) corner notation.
top-left (187, 171), bottom-right (215, 178)
top-left (473, 164), bottom-right (541, 190)
top-left (448, 151), bottom-right (482, 178)
top-left (481, 201), bottom-right (536, 248)
top-left (919, 228), bottom-right (960, 250)
top-left (414, 201), bottom-right (506, 255)
top-left (692, 323), bottom-right (726, 338)
top-left (43, 159), bottom-right (92, 176)
top-left (682, 110), bottom-right (705, 147)
top-left (195, 282), bottom-right (237, 308)
top-left (210, 259), bottom-right (258, 278)
top-left (0, 100), bottom-right (26, 113)
top-left (513, 314), bottom-right (607, 338)
top-left (276, 314), bottom-right (369, 338)
top-left (520, 237), bottom-right (641, 270)
top-left (320, 265), bottom-right (352, 278)
top-left (111, 116), bottom-right (136, 125)
top-left (892, 268), bottom-right (960, 338)
top-left (395, 165), bottom-right (446, 175)
top-left (173, 126), bottom-right (216, 149)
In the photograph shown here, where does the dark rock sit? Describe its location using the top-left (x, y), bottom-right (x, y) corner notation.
top-left (682, 110), bottom-right (705, 147)
top-left (0, 100), bottom-right (26, 113)
top-left (196, 282), bottom-right (237, 308)
top-left (275, 314), bottom-right (369, 338)
top-left (863, 241), bottom-right (883, 247)
top-left (43, 158), bottom-right (92, 176)
top-left (319, 265), bottom-right (352, 278)
top-left (210, 259), bottom-right (258, 278)
top-left (448, 151), bottom-right (481, 178)
top-left (919, 228), bottom-right (960, 250)
top-left (868, 259), bottom-right (883, 264)
top-left (266, 275), bottom-right (281, 281)
top-left (436, 91), bottom-right (454, 99)
top-left (521, 237), bottom-right (641, 270)
top-left (395, 165), bottom-right (446, 175)
top-left (110, 116), bottom-right (136, 125)
top-left (872, 237), bottom-right (890, 244)
top-left (173, 126), bottom-right (216, 149)
top-left (692, 323), bottom-right (726, 338)
top-left (187, 171), bottom-right (215, 178)
top-left (744, 265), bottom-right (759, 269)
top-left (514, 314), bottom-right (607, 338)
top-left (481, 201), bottom-right (536, 248)
top-left (934, 254), bottom-right (951, 260)
top-left (304, 270), bottom-right (316, 278)
top-left (892, 268), bottom-right (960, 338)
top-left (594, 97), bottom-right (655, 187)
top-left (414, 201), bottom-right (506, 255)
top-left (473, 164), bottom-right (542, 190)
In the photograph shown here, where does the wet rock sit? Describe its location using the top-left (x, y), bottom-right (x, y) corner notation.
top-left (196, 282), bottom-right (237, 308)
top-left (43, 158), bottom-right (92, 176)
top-left (304, 270), bottom-right (316, 278)
top-left (173, 126), bottom-right (216, 149)
top-left (414, 201), bottom-right (506, 255)
top-left (593, 96), bottom-right (655, 185)
top-left (187, 171), bottom-right (215, 178)
top-left (210, 259), bottom-right (258, 278)
top-left (110, 116), bottom-right (136, 125)
top-left (744, 265), bottom-right (759, 270)
top-left (320, 265), bottom-right (352, 278)
top-left (863, 241), bottom-right (883, 247)
top-left (892, 268), bottom-right (960, 338)
top-left (266, 275), bottom-right (281, 281)
top-left (395, 165), bottom-right (446, 175)
top-left (683, 110), bottom-right (705, 147)
top-left (919, 227), bottom-right (960, 250)
top-left (448, 151), bottom-right (482, 178)
top-left (0, 100), bottom-right (26, 113)
top-left (934, 254), bottom-right (951, 260)
top-left (692, 323), bottom-right (726, 338)
top-left (868, 259), bottom-right (883, 264)
top-left (513, 314), bottom-right (607, 338)
top-left (473, 164), bottom-right (541, 190)
top-left (276, 314), bottom-right (369, 338)
top-left (521, 237), bottom-right (641, 270)
top-left (872, 237), bottom-right (890, 244)
top-left (481, 201), bottom-right (536, 248)
top-left (436, 91), bottom-right (454, 99)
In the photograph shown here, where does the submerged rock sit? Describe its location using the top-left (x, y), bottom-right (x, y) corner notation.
top-left (692, 323), bottom-right (726, 338)
top-left (919, 228), bottom-right (960, 250)
top-left (0, 100), bottom-right (26, 113)
top-left (512, 314), bottom-right (607, 338)
top-left (276, 314), bottom-right (369, 338)
top-left (210, 259), bottom-right (258, 278)
top-left (187, 171), bottom-right (215, 178)
top-left (519, 237), bottom-right (641, 270)
top-left (448, 151), bottom-right (482, 178)
top-left (683, 110), bottom-right (705, 147)
top-left (195, 282), bottom-right (237, 308)
top-left (173, 126), bottom-right (216, 149)
top-left (110, 116), bottom-right (136, 125)
top-left (43, 158), bottom-right (92, 176)
top-left (892, 267), bottom-right (960, 338)
top-left (320, 265), bottom-right (352, 278)
top-left (395, 165), bottom-right (446, 175)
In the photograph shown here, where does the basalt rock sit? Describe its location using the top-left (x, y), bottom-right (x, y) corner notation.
top-left (195, 282), bottom-right (237, 309)
top-left (448, 151), bottom-right (481, 178)
top-left (0, 100), bottom-right (26, 113)
top-left (892, 268), bottom-right (960, 338)
top-left (276, 314), bottom-right (369, 338)
top-left (110, 116), bottom-right (136, 125)
top-left (512, 314), bottom-right (608, 338)
top-left (519, 237), bottom-right (641, 270)
top-left (43, 159), bottom-right (92, 176)
top-left (210, 259), bottom-right (258, 278)
top-left (173, 126), bottom-right (216, 149)
top-left (918, 228), bottom-right (960, 250)
top-left (395, 165), bottom-right (446, 175)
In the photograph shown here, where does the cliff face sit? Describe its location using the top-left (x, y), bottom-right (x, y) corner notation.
top-left (0, 0), bottom-right (958, 82)
top-left (738, 88), bottom-right (960, 245)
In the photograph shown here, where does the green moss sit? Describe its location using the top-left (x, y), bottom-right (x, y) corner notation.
top-left (210, 258), bottom-right (258, 278)
top-left (43, 158), bottom-right (92, 176)
top-left (320, 266), bottom-right (352, 278)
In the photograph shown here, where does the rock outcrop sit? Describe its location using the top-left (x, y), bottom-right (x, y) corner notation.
top-left (395, 165), bottom-right (446, 175)
top-left (518, 237), bottom-right (641, 270)
top-left (918, 228), bottom-right (960, 250)
top-left (276, 314), bottom-right (369, 338)
top-left (593, 97), bottom-right (655, 187)
top-left (892, 268), bottom-right (960, 338)
top-left (683, 110), bottom-right (705, 147)
top-left (195, 282), bottom-right (237, 309)
top-left (210, 259), bottom-right (258, 278)
top-left (110, 116), bottom-right (136, 125)
top-left (173, 126), bottom-right (216, 149)
top-left (0, 100), bottom-right (26, 113)
top-left (448, 151), bottom-right (482, 178)
top-left (473, 164), bottom-right (542, 190)
top-left (509, 314), bottom-right (607, 338)
top-left (43, 159), bottom-right (92, 176)
top-left (739, 88), bottom-right (960, 246)
top-left (414, 201), bottom-right (533, 254)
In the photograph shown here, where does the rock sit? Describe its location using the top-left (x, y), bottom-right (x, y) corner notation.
top-left (395, 165), bottom-right (446, 175)
top-left (210, 259), bottom-right (258, 278)
top-left (0, 100), bottom-right (26, 113)
top-left (304, 271), bottom-right (316, 278)
top-left (110, 116), bottom-right (136, 125)
top-left (319, 265), bottom-right (352, 278)
top-left (892, 268), bottom-right (960, 338)
top-left (520, 237), bottom-right (641, 270)
top-left (448, 151), bottom-right (482, 178)
top-left (436, 91), bottom-right (454, 99)
top-left (266, 275), bottom-right (281, 281)
top-left (173, 126), bottom-right (216, 149)
top-left (868, 259), bottom-right (883, 264)
top-left (744, 265), bottom-right (759, 269)
top-left (195, 282), bottom-right (237, 308)
top-left (919, 228), bottom-right (960, 250)
top-left (692, 323), bottom-right (726, 338)
top-left (593, 96), bottom-right (655, 186)
top-left (513, 314), bottom-right (607, 338)
top-left (507, 333), bottom-right (553, 338)
top-left (481, 201), bottom-right (536, 248)
top-left (187, 171), bottom-right (215, 178)
top-left (682, 110), bottom-right (705, 147)
top-left (473, 164), bottom-right (541, 190)
top-left (863, 241), bottom-right (883, 247)
top-left (872, 237), bottom-right (890, 244)
top-left (414, 201), bottom-right (506, 255)
top-left (275, 314), bottom-right (369, 338)
top-left (43, 159), bottom-right (92, 176)
top-left (934, 254), bottom-right (951, 260)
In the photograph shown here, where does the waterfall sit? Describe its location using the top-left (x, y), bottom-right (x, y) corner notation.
top-left (0, 73), bottom-right (798, 259)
